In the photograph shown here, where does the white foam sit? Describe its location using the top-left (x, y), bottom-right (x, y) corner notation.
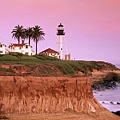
top-left (93, 83), bottom-right (120, 112)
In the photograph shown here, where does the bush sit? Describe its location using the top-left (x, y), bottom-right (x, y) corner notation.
top-left (0, 67), bottom-right (15, 73)
top-left (9, 52), bottom-right (24, 57)
top-left (20, 56), bottom-right (39, 61)
top-left (9, 52), bottom-right (41, 62)
top-left (0, 54), bottom-right (19, 61)
top-left (34, 54), bottom-right (59, 61)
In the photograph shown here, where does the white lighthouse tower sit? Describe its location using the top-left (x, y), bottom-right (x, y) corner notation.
top-left (57, 23), bottom-right (65, 59)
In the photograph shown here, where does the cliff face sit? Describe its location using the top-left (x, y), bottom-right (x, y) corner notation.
top-left (0, 76), bottom-right (104, 114)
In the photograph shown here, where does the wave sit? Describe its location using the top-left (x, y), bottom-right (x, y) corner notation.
top-left (93, 84), bottom-right (120, 112)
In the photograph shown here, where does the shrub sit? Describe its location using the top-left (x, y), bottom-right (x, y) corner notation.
top-left (34, 54), bottom-right (59, 61)
top-left (9, 52), bottom-right (24, 57)
top-left (20, 56), bottom-right (39, 61)
top-left (0, 67), bottom-right (15, 73)
top-left (0, 54), bottom-right (19, 61)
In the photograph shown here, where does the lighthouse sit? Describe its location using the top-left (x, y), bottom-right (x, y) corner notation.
top-left (57, 23), bottom-right (65, 59)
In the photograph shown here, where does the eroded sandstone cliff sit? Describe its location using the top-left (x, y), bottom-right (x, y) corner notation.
top-left (0, 76), bottom-right (120, 120)
top-left (0, 76), bottom-right (104, 114)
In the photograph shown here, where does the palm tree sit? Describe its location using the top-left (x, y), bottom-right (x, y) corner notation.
top-left (32, 25), bottom-right (45, 54)
top-left (11, 25), bottom-right (25, 44)
top-left (25, 27), bottom-right (33, 45)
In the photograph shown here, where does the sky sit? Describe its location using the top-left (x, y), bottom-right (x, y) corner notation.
top-left (0, 0), bottom-right (120, 64)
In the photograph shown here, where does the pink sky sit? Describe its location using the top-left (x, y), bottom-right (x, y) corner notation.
top-left (0, 0), bottom-right (120, 64)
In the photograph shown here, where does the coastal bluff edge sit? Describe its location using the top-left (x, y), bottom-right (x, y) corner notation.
top-left (0, 76), bottom-right (120, 120)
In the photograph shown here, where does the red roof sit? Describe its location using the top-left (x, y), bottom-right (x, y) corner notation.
top-left (9, 43), bottom-right (25, 48)
top-left (9, 40), bottom-right (31, 48)
top-left (40, 48), bottom-right (59, 54)
top-left (12, 44), bottom-right (25, 47)
top-left (9, 43), bottom-right (32, 48)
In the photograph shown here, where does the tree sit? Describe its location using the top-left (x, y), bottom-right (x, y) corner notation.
top-left (32, 25), bottom-right (45, 54)
top-left (11, 25), bottom-right (25, 44)
top-left (25, 27), bottom-right (33, 45)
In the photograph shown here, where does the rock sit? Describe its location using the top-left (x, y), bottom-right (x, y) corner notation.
top-left (117, 102), bottom-right (120, 105)
top-left (112, 111), bottom-right (120, 116)
top-left (102, 101), bottom-right (105, 104)
top-left (110, 101), bottom-right (114, 104)
top-left (116, 111), bottom-right (120, 116)
top-left (92, 80), bottom-right (117, 91)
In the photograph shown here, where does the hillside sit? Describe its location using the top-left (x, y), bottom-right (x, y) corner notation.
top-left (0, 53), bottom-right (119, 77)
top-left (0, 53), bottom-right (120, 120)
top-left (0, 55), bottom-right (120, 85)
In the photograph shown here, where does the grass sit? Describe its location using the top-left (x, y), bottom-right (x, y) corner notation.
top-left (0, 67), bottom-right (15, 73)
top-left (53, 61), bottom-right (76, 74)
top-left (0, 54), bottom-right (19, 61)
top-left (0, 52), bottom-right (116, 75)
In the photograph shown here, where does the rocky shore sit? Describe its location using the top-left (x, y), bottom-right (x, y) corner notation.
top-left (92, 72), bottom-right (120, 117)
top-left (92, 79), bottom-right (118, 91)
top-left (112, 111), bottom-right (120, 116)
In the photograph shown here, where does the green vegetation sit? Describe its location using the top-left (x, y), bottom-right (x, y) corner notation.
top-left (0, 54), bottom-right (19, 61)
top-left (53, 61), bottom-right (76, 74)
top-left (34, 54), bottom-right (60, 61)
top-left (0, 67), bottom-right (15, 73)
top-left (0, 52), bottom-right (117, 75)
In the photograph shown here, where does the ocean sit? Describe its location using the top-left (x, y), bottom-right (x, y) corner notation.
top-left (115, 64), bottom-right (120, 69)
top-left (93, 63), bottom-right (120, 112)
top-left (93, 83), bottom-right (120, 112)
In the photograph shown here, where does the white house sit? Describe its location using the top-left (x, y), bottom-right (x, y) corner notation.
top-left (0, 42), bottom-right (8, 54)
top-left (39, 48), bottom-right (60, 59)
top-left (9, 40), bottom-right (34, 55)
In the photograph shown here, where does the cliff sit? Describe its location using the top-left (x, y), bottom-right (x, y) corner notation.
top-left (0, 61), bottom-right (120, 119)
top-left (0, 76), bottom-right (120, 120)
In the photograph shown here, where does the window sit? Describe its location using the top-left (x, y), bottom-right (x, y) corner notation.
top-left (25, 52), bottom-right (28, 55)
top-left (26, 45), bottom-right (28, 49)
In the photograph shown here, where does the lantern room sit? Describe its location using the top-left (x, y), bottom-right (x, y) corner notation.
top-left (57, 23), bottom-right (65, 35)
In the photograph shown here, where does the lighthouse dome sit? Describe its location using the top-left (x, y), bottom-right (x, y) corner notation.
top-left (57, 23), bottom-right (65, 35)
top-left (58, 23), bottom-right (64, 27)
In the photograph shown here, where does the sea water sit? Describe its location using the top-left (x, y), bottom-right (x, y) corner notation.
top-left (93, 83), bottom-right (120, 112)
top-left (93, 64), bottom-right (120, 112)
top-left (115, 64), bottom-right (120, 69)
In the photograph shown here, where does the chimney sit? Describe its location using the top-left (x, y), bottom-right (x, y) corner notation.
top-left (22, 40), bottom-right (24, 44)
